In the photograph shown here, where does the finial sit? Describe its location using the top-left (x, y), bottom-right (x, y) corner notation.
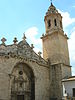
top-left (13, 37), bottom-right (18, 44)
top-left (51, 0), bottom-right (52, 3)
top-left (23, 32), bottom-right (26, 41)
top-left (1, 37), bottom-right (7, 45)
top-left (31, 44), bottom-right (34, 49)
top-left (38, 51), bottom-right (42, 57)
top-left (49, 0), bottom-right (53, 5)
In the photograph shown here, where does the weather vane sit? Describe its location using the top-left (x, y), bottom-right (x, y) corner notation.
top-left (49, 0), bottom-right (52, 4)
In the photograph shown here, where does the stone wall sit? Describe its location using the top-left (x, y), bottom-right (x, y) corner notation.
top-left (61, 64), bottom-right (71, 79)
top-left (0, 56), bottom-right (50, 100)
top-left (49, 63), bottom-right (62, 100)
top-left (42, 30), bottom-right (70, 65)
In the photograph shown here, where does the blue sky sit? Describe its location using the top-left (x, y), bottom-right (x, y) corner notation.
top-left (0, 0), bottom-right (75, 75)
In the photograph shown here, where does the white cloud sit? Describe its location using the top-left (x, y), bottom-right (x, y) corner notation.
top-left (68, 27), bottom-right (75, 63)
top-left (58, 10), bottom-right (75, 75)
top-left (25, 27), bottom-right (42, 53)
top-left (72, 67), bottom-right (75, 76)
top-left (68, 27), bottom-right (75, 76)
top-left (58, 9), bottom-right (75, 29)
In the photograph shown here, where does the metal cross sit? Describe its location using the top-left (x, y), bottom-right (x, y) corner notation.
top-left (49, 0), bottom-right (52, 4)
top-left (51, 0), bottom-right (52, 3)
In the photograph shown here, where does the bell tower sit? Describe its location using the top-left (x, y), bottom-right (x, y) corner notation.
top-left (41, 2), bottom-right (72, 100)
top-left (42, 2), bottom-right (70, 65)
top-left (45, 2), bottom-right (63, 35)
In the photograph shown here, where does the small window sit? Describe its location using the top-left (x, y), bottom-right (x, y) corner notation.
top-left (60, 21), bottom-right (62, 28)
top-left (47, 20), bottom-right (51, 28)
top-left (19, 71), bottom-right (23, 75)
top-left (73, 88), bottom-right (75, 97)
top-left (54, 19), bottom-right (57, 26)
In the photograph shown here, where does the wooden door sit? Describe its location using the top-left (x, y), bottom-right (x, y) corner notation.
top-left (17, 95), bottom-right (24, 100)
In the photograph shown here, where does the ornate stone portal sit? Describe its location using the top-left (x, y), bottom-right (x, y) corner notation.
top-left (11, 63), bottom-right (35, 100)
top-left (0, 34), bottom-right (49, 100)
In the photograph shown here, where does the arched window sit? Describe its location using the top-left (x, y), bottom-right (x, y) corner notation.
top-left (47, 20), bottom-right (51, 28)
top-left (60, 21), bottom-right (62, 28)
top-left (54, 19), bottom-right (57, 26)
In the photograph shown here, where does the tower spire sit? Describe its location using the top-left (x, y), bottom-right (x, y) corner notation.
top-left (50, 0), bottom-right (53, 5)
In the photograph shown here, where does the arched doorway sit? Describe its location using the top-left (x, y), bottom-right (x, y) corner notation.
top-left (11, 63), bottom-right (35, 100)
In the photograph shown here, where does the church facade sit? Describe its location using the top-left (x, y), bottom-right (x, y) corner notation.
top-left (0, 3), bottom-right (72, 100)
